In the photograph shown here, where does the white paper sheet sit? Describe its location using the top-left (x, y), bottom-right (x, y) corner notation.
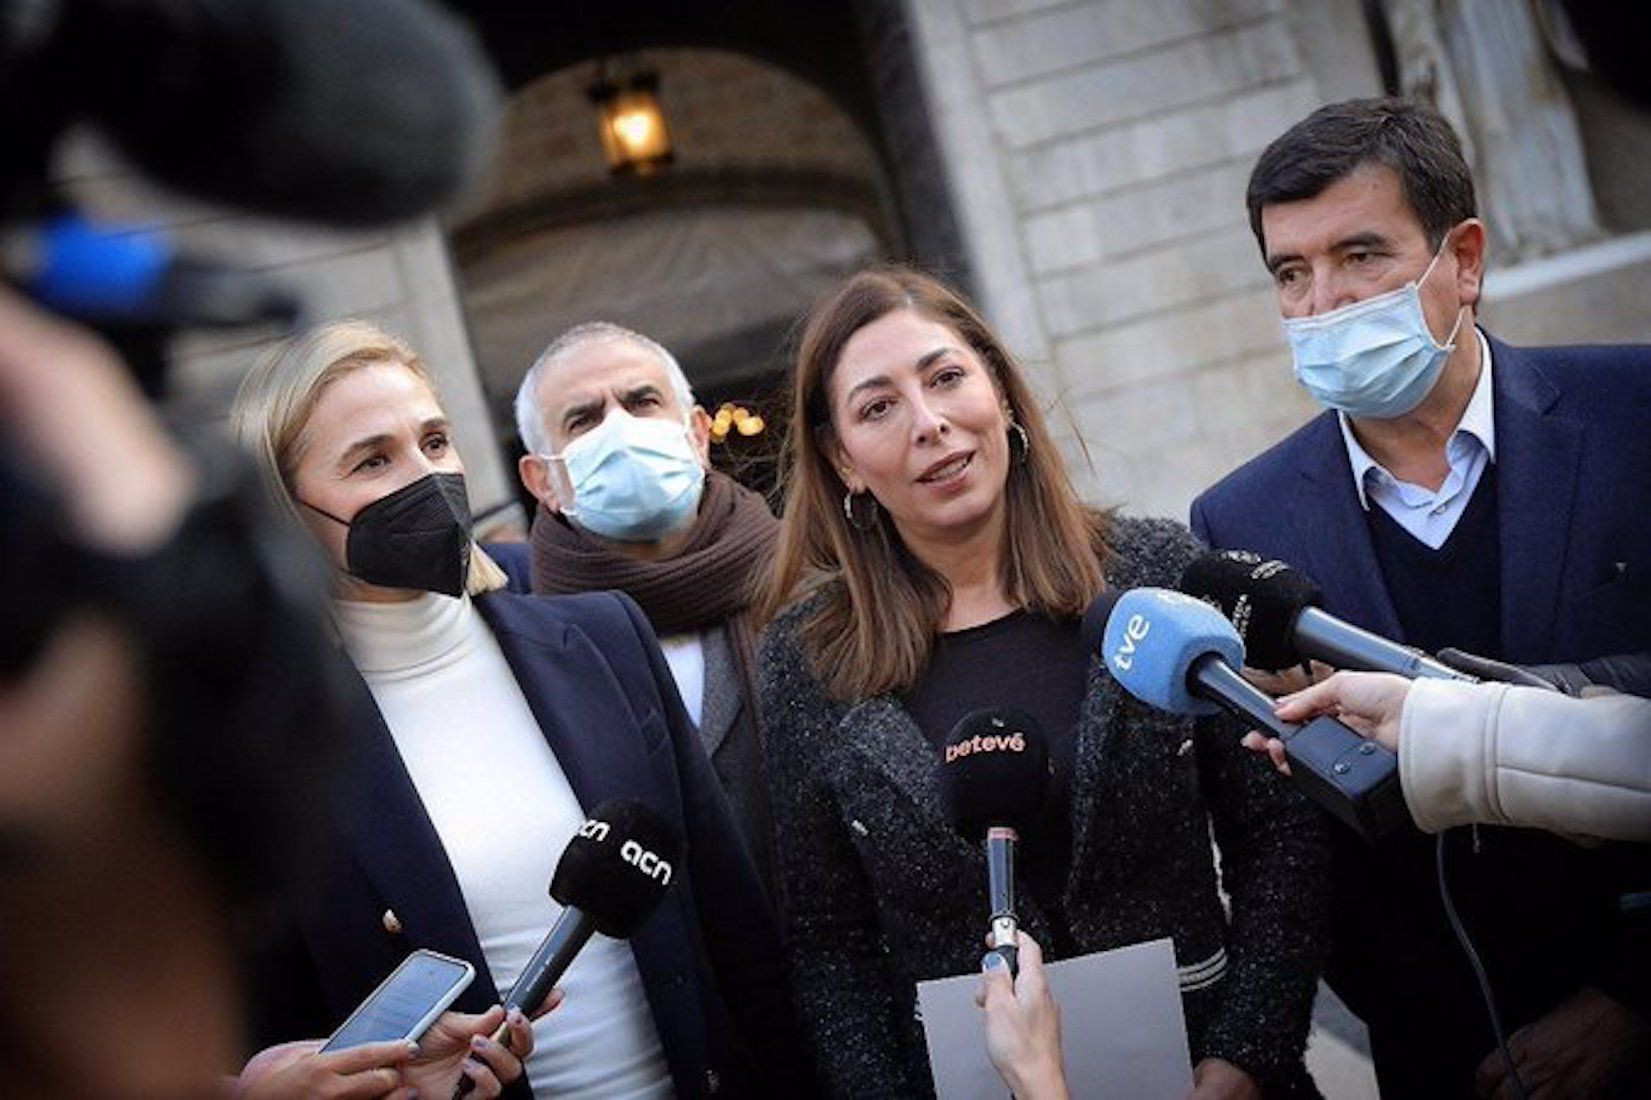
top-left (916, 937), bottom-right (1193, 1099)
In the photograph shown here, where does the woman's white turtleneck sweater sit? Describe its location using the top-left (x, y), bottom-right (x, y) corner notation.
top-left (332, 593), bottom-right (671, 1099)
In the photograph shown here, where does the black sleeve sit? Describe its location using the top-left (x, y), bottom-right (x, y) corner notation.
top-left (241, 918), bottom-right (331, 1052)
top-left (759, 617), bottom-right (933, 1099)
top-left (1112, 516), bottom-right (1332, 1088)
top-left (1576, 652), bottom-right (1651, 697)
top-left (1192, 710), bottom-right (1333, 1088)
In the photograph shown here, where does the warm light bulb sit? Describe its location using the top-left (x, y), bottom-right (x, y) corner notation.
top-left (612, 108), bottom-right (656, 150)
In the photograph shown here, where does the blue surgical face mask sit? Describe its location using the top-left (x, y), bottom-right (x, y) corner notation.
top-left (1282, 244), bottom-right (1467, 419)
top-left (545, 409), bottom-right (706, 542)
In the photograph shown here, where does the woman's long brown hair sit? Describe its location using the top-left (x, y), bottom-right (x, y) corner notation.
top-left (757, 266), bottom-right (1109, 700)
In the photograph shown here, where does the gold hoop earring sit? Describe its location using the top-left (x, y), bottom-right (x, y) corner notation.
top-left (842, 489), bottom-right (879, 532)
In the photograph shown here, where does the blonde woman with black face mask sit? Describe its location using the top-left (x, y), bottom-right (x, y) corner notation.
top-left (231, 320), bottom-right (802, 1099)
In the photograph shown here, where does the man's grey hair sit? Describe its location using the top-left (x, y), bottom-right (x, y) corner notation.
top-left (514, 321), bottom-right (697, 455)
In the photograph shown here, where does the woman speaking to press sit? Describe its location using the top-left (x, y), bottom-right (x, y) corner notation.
top-left (757, 268), bottom-right (1330, 1098)
top-left (230, 320), bottom-right (797, 1099)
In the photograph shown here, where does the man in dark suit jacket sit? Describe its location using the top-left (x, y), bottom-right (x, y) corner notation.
top-left (1192, 97), bottom-right (1651, 1097)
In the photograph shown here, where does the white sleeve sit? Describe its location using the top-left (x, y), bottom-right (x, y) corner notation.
top-left (1398, 680), bottom-right (1651, 842)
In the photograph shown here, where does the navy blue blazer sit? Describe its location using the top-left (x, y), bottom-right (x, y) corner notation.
top-left (1189, 333), bottom-right (1651, 1093)
top-left (1191, 334), bottom-right (1651, 664)
top-left (486, 539), bottom-right (532, 593)
top-left (249, 589), bottom-right (801, 1099)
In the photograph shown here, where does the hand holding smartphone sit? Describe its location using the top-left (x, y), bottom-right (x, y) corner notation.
top-left (321, 949), bottom-right (476, 1053)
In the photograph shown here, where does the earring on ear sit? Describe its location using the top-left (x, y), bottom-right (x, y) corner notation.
top-left (842, 489), bottom-right (880, 532)
top-left (1008, 419), bottom-right (1030, 463)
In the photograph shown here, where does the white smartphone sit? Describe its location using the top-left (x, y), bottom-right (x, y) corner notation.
top-left (321, 949), bottom-right (477, 1053)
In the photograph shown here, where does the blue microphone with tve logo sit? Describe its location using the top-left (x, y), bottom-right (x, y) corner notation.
top-left (1095, 587), bottom-right (1408, 843)
top-left (453, 798), bottom-right (681, 1098)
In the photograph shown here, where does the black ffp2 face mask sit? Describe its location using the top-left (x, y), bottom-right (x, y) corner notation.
top-left (303, 472), bottom-right (473, 596)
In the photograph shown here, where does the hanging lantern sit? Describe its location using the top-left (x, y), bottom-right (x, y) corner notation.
top-left (588, 68), bottom-right (674, 177)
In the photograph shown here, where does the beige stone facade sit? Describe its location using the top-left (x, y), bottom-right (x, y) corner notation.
top-left (65, 1), bottom-right (1651, 535)
top-left (903, 0), bottom-right (1651, 520)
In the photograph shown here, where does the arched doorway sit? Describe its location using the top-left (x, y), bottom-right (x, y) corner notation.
top-left (448, 47), bottom-right (896, 505)
top-left (443, 2), bottom-right (965, 515)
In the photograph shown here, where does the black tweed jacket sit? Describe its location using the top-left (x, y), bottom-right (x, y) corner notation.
top-left (758, 517), bottom-right (1331, 1098)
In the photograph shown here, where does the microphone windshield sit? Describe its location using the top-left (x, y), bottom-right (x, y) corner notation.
top-left (66, 0), bottom-right (501, 225)
top-left (1101, 587), bottom-right (1243, 716)
top-left (938, 709), bottom-right (1050, 839)
top-left (1179, 550), bottom-right (1322, 671)
top-left (550, 800), bottom-right (682, 939)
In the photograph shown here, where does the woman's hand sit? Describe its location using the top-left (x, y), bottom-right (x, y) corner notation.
top-left (232, 1039), bottom-right (416, 1099)
top-left (403, 1001), bottom-right (552, 1098)
top-left (1187, 1056), bottom-right (1261, 1100)
top-left (232, 990), bottom-right (560, 1100)
top-left (976, 933), bottom-right (1069, 1100)
top-left (1240, 670), bottom-right (1414, 775)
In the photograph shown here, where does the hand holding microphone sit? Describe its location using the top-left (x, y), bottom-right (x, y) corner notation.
top-left (1094, 586), bottom-right (1409, 841)
top-left (452, 799), bottom-right (681, 1099)
top-left (937, 709), bottom-right (1050, 978)
top-left (1241, 672), bottom-right (1414, 777)
top-left (976, 933), bottom-right (1070, 1100)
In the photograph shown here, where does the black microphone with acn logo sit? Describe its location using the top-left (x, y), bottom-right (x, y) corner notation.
top-left (1181, 550), bottom-right (1473, 680)
top-left (937, 709), bottom-right (1049, 978)
top-left (452, 798), bottom-right (681, 1099)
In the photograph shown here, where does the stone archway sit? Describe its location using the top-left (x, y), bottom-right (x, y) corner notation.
top-left (448, 47), bottom-right (899, 504)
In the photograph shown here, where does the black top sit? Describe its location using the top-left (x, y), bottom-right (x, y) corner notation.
top-left (903, 609), bottom-right (1086, 951)
top-left (760, 517), bottom-right (1331, 1098)
top-left (1366, 465), bottom-right (1503, 659)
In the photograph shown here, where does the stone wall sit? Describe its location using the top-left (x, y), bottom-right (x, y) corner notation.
top-left (904, 0), bottom-right (1375, 519)
top-left (902, 0), bottom-right (1651, 521)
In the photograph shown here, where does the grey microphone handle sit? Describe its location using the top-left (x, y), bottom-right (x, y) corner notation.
top-left (1297, 608), bottom-right (1474, 681)
top-left (452, 905), bottom-right (596, 1099)
top-left (984, 828), bottom-right (1020, 979)
top-left (1188, 656), bottom-right (1300, 739)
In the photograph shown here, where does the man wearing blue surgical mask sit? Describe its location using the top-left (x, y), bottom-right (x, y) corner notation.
top-left (1192, 98), bottom-right (1651, 1097)
top-left (506, 323), bottom-right (780, 893)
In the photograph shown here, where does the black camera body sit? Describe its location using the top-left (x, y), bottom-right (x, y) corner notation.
top-left (0, 0), bottom-right (497, 902)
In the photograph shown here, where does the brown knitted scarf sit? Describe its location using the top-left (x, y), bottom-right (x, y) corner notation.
top-left (529, 470), bottom-right (779, 637)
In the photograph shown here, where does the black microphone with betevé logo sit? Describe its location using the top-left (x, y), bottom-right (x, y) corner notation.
top-left (452, 798), bottom-right (681, 1099)
top-left (1181, 550), bottom-right (1474, 680)
top-left (938, 709), bottom-right (1049, 978)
